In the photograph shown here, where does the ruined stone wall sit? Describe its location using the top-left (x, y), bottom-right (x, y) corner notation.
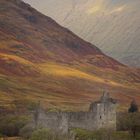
top-left (38, 111), bottom-right (69, 134)
top-left (36, 95), bottom-right (117, 134)
top-left (37, 111), bottom-right (97, 134)
top-left (68, 112), bottom-right (97, 130)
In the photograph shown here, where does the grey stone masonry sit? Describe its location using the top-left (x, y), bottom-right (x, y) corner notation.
top-left (35, 92), bottom-right (117, 134)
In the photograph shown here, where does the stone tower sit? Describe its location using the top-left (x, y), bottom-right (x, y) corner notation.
top-left (89, 92), bottom-right (117, 130)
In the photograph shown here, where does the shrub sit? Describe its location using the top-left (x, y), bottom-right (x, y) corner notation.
top-left (72, 128), bottom-right (139, 140)
top-left (29, 128), bottom-right (53, 140)
top-left (20, 125), bottom-right (34, 139)
top-left (118, 112), bottom-right (140, 138)
top-left (128, 100), bottom-right (138, 113)
top-left (0, 133), bottom-right (3, 138)
top-left (29, 128), bottom-right (69, 140)
top-left (0, 115), bottom-right (29, 137)
top-left (72, 128), bottom-right (107, 140)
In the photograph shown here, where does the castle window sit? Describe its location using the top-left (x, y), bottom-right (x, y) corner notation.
top-left (100, 116), bottom-right (102, 119)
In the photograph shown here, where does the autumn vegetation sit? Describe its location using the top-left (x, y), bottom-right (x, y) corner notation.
top-left (0, 0), bottom-right (140, 111)
top-left (0, 0), bottom-right (140, 139)
top-left (0, 100), bottom-right (140, 140)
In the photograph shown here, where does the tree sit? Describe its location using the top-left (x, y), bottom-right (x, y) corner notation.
top-left (127, 113), bottom-right (140, 138)
top-left (127, 100), bottom-right (139, 138)
top-left (119, 100), bottom-right (140, 138)
top-left (119, 113), bottom-right (140, 138)
top-left (128, 100), bottom-right (138, 113)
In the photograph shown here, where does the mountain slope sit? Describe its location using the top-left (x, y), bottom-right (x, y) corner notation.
top-left (25, 0), bottom-right (140, 67)
top-left (0, 0), bottom-right (140, 111)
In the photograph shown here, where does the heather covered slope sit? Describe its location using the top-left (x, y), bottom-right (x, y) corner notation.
top-left (0, 0), bottom-right (140, 111)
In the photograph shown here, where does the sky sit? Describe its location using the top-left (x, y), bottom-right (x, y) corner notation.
top-left (23, 0), bottom-right (133, 13)
top-left (23, 0), bottom-right (135, 24)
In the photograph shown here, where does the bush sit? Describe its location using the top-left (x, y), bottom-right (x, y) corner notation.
top-left (72, 128), bottom-right (140, 140)
top-left (118, 112), bottom-right (140, 138)
top-left (20, 125), bottom-right (34, 139)
top-left (128, 100), bottom-right (138, 113)
top-left (0, 115), bottom-right (29, 137)
top-left (0, 133), bottom-right (3, 138)
top-left (29, 128), bottom-right (53, 140)
top-left (29, 128), bottom-right (69, 140)
top-left (73, 128), bottom-right (115, 140)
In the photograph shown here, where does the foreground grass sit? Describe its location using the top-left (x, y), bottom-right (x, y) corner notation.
top-left (72, 128), bottom-right (140, 140)
top-left (1, 128), bottom-right (140, 140)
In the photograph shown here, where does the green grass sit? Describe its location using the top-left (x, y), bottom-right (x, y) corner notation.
top-left (72, 128), bottom-right (140, 140)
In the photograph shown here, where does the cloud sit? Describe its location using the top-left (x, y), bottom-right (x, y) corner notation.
top-left (87, 6), bottom-right (101, 14)
top-left (86, 0), bottom-right (105, 14)
top-left (86, 0), bottom-right (127, 15)
top-left (109, 5), bottom-right (126, 14)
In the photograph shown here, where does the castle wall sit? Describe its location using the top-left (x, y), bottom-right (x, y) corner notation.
top-left (38, 112), bottom-right (69, 134)
top-left (37, 111), bottom-right (97, 134)
top-left (36, 94), bottom-right (117, 134)
top-left (68, 112), bottom-right (97, 130)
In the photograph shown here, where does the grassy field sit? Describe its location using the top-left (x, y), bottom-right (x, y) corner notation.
top-left (1, 131), bottom-right (139, 140)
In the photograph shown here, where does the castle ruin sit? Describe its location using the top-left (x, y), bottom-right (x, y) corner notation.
top-left (35, 92), bottom-right (117, 134)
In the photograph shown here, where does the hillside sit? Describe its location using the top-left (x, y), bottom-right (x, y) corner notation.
top-left (26, 0), bottom-right (140, 67)
top-left (0, 0), bottom-right (140, 111)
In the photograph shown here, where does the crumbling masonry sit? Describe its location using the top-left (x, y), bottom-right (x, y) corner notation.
top-left (35, 92), bottom-right (117, 134)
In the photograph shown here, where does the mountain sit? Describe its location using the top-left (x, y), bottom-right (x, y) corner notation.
top-left (24, 0), bottom-right (140, 67)
top-left (0, 0), bottom-right (140, 111)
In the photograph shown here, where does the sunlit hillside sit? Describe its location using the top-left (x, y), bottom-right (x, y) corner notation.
top-left (0, 0), bottom-right (140, 112)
